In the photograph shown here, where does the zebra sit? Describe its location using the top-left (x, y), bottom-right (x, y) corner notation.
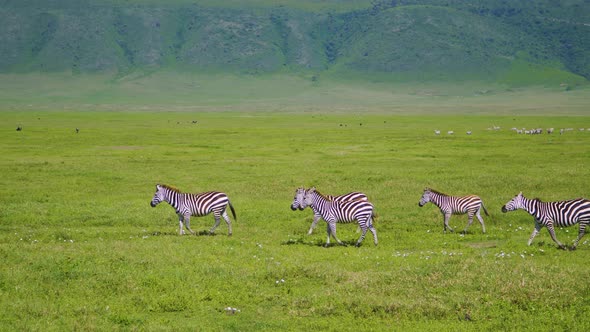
top-left (418, 188), bottom-right (488, 233)
top-left (501, 192), bottom-right (590, 250)
top-left (299, 187), bottom-right (377, 247)
top-left (291, 187), bottom-right (368, 235)
top-left (150, 184), bottom-right (236, 236)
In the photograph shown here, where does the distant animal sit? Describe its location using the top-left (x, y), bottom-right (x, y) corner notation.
top-left (502, 192), bottom-right (590, 250)
top-left (298, 187), bottom-right (377, 247)
top-left (75, 128), bottom-right (79, 133)
top-left (547, 128), bottom-right (554, 134)
top-left (291, 187), bottom-right (368, 235)
top-left (466, 131), bottom-right (472, 135)
top-left (447, 131), bottom-right (454, 135)
top-left (150, 184), bottom-right (236, 236)
top-left (418, 188), bottom-right (488, 234)
top-left (16, 125), bottom-right (22, 131)
top-left (434, 130), bottom-right (440, 135)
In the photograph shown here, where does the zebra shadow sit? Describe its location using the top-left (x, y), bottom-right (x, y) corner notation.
top-left (281, 237), bottom-right (359, 247)
top-left (150, 230), bottom-right (218, 237)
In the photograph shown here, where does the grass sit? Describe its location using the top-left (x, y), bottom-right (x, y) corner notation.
top-left (2, 97), bottom-right (590, 330)
top-left (1, 71), bottom-right (588, 113)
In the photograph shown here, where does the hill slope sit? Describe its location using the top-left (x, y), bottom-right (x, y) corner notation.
top-left (0, 0), bottom-right (588, 85)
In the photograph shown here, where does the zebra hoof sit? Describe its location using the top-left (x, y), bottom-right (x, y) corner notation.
top-left (568, 245), bottom-right (577, 251)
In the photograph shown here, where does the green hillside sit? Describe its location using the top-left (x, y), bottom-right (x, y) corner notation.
top-left (0, 0), bottom-right (588, 85)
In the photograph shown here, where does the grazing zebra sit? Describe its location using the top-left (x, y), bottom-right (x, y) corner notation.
top-left (150, 184), bottom-right (236, 236)
top-left (501, 192), bottom-right (590, 250)
top-left (418, 188), bottom-right (488, 233)
top-left (299, 187), bottom-right (377, 247)
top-left (291, 187), bottom-right (368, 235)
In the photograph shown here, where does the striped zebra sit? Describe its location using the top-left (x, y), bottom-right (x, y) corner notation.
top-left (501, 192), bottom-right (590, 250)
top-left (299, 187), bottom-right (377, 247)
top-left (418, 188), bottom-right (488, 233)
top-left (150, 184), bottom-right (236, 236)
top-left (291, 187), bottom-right (368, 235)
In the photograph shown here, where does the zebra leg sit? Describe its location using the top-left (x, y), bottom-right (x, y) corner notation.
top-left (528, 222), bottom-right (542, 246)
top-left (370, 226), bottom-right (378, 246)
top-left (355, 224), bottom-right (368, 247)
top-left (222, 211), bottom-right (233, 236)
top-left (356, 218), bottom-right (377, 246)
top-left (571, 222), bottom-right (587, 250)
top-left (327, 222), bottom-right (343, 246)
top-left (476, 210), bottom-right (486, 233)
top-left (183, 215), bottom-right (196, 235)
top-left (443, 213), bottom-right (454, 233)
top-left (545, 223), bottom-right (566, 250)
top-left (308, 214), bottom-right (321, 235)
top-left (369, 217), bottom-right (378, 245)
top-left (462, 212), bottom-right (475, 234)
top-left (210, 212), bottom-right (222, 234)
top-left (177, 214), bottom-right (185, 235)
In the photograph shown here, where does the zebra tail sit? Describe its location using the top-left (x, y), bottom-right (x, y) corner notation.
top-left (482, 202), bottom-right (489, 216)
top-left (228, 200), bottom-right (237, 222)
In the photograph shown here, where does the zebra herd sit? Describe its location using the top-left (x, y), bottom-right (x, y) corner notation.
top-left (150, 184), bottom-right (590, 250)
top-left (434, 127), bottom-right (590, 136)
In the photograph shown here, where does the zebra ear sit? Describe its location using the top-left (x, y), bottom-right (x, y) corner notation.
top-left (309, 186), bottom-right (316, 192)
top-left (518, 191), bottom-right (523, 197)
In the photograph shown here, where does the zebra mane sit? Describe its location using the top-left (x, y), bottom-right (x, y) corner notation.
top-left (310, 188), bottom-right (333, 201)
top-left (160, 184), bottom-right (182, 193)
top-left (428, 188), bottom-right (448, 196)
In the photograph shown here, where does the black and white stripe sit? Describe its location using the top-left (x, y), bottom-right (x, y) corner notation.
top-left (418, 188), bottom-right (488, 233)
top-left (502, 192), bottom-right (590, 249)
top-left (299, 187), bottom-right (377, 247)
top-left (291, 187), bottom-right (368, 235)
top-left (150, 184), bottom-right (236, 236)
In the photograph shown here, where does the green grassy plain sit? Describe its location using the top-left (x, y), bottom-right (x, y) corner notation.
top-left (1, 80), bottom-right (590, 331)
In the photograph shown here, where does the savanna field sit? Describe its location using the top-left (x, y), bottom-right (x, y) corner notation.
top-left (2, 82), bottom-right (590, 331)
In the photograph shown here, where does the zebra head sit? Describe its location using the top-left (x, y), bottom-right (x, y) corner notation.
top-left (502, 192), bottom-right (524, 213)
top-left (418, 188), bottom-right (432, 207)
top-left (301, 187), bottom-right (316, 209)
top-left (291, 187), bottom-right (306, 211)
top-left (150, 184), bottom-right (165, 207)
